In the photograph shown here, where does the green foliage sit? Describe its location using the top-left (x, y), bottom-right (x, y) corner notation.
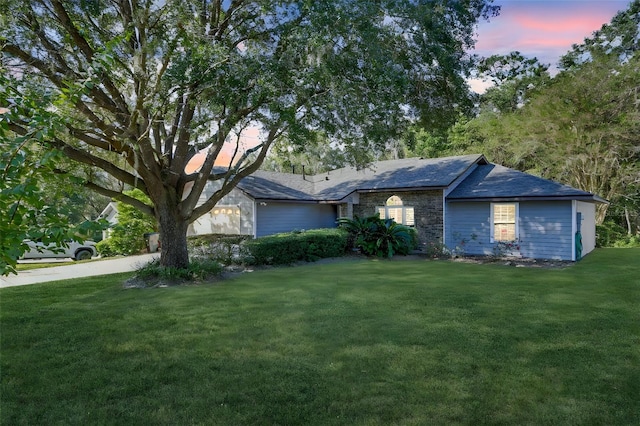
top-left (560, 0), bottom-right (640, 70)
top-left (596, 221), bottom-right (626, 247)
top-left (97, 190), bottom-right (157, 257)
top-left (94, 239), bottom-right (118, 257)
top-left (596, 221), bottom-right (640, 248)
top-left (0, 86), bottom-right (106, 275)
top-left (402, 127), bottom-right (452, 159)
top-left (188, 234), bottom-right (252, 265)
top-left (242, 229), bottom-right (348, 266)
top-left (613, 235), bottom-right (640, 248)
top-left (262, 131), bottom-right (348, 174)
top-left (339, 215), bottom-right (417, 258)
top-left (475, 52), bottom-right (551, 114)
top-left (2, 0), bottom-right (498, 269)
top-left (135, 258), bottom-right (222, 283)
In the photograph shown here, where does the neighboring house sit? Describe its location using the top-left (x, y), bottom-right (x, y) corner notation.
top-left (190, 154), bottom-right (606, 261)
top-left (98, 201), bottom-right (119, 240)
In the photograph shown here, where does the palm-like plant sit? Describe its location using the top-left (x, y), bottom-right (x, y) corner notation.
top-left (338, 215), bottom-right (417, 258)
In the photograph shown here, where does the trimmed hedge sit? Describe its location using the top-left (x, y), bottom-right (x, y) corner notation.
top-left (242, 228), bottom-right (349, 265)
top-left (187, 234), bottom-right (253, 265)
top-left (187, 234), bottom-right (252, 247)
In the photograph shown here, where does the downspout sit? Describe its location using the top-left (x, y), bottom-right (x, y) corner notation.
top-left (442, 192), bottom-right (447, 246)
top-left (571, 200), bottom-right (577, 261)
top-left (253, 200), bottom-right (258, 238)
top-left (576, 212), bottom-right (583, 261)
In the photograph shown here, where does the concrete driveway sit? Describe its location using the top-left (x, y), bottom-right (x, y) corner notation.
top-left (0, 253), bottom-right (159, 288)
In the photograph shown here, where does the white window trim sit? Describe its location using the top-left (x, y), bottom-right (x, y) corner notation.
top-left (490, 202), bottom-right (519, 243)
top-left (378, 205), bottom-right (415, 226)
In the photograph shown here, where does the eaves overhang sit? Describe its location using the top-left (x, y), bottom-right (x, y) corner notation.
top-left (446, 195), bottom-right (609, 204)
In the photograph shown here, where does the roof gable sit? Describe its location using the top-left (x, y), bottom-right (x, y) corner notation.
top-left (447, 164), bottom-right (604, 202)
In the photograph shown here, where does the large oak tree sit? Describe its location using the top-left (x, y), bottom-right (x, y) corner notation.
top-left (1, 0), bottom-right (498, 269)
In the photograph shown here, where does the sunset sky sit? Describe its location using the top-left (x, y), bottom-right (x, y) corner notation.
top-left (470, 0), bottom-right (632, 91)
top-left (194, 0), bottom-right (633, 167)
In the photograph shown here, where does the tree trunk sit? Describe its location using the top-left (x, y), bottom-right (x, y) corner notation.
top-left (156, 199), bottom-right (190, 269)
top-left (624, 207), bottom-right (632, 235)
top-left (596, 203), bottom-right (608, 225)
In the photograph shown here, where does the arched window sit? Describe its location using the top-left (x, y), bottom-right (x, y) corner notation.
top-left (377, 195), bottom-right (415, 226)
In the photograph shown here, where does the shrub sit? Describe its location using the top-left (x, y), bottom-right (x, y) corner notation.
top-left (596, 221), bottom-right (626, 247)
top-left (612, 234), bottom-right (640, 248)
top-left (136, 258), bottom-right (222, 282)
top-left (95, 238), bottom-right (118, 257)
top-left (338, 215), bottom-right (417, 258)
top-left (97, 189), bottom-right (157, 257)
top-left (490, 240), bottom-right (521, 259)
top-left (424, 241), bottom-right (451, 259)
top-left (242, 228), bottom-right (348, 265)
top-left (187, 234), bottom-right (252, 265)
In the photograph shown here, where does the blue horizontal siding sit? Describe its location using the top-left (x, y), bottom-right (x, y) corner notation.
top-left (446, 201), bottom-right (573, 260)
top-left (256, 203), bottom-right (337, 237)
top-left (445, 203), bottom-right (491, 256)
top-left (519, 202), bottom-right (573, 260)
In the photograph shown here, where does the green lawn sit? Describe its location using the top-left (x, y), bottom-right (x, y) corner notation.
top-left (16, 257), bottom-right (99, 271)
top-left (2, 249), bottom-right (639, 425)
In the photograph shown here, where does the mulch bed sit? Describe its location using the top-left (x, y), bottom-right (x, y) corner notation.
top-left (124, 253), bottom-right (574, 288)
top-left (448, 255), bottom-right (574, 269)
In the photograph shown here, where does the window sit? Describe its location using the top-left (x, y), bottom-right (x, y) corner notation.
top-left (491, 203), bottom-right (518, 242)
top-left (377, 195), bottom-right (415, 226)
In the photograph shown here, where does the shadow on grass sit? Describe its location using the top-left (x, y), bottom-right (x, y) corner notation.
top-left (1, 249), bottom-right (639, 424)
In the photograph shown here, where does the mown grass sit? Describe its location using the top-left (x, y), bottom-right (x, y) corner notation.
top-left (1, 249), bottom-right (639, 425)
top-left (15, 261), bottom-right (75, 271)
top-left (15, 257), bottom-right (98, 271)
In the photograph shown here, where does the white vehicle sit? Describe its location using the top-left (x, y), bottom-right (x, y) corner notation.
top-left (22, 240), bottom-right (97, 261)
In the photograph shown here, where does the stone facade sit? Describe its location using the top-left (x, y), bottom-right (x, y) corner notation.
top-left (352, 190), bottom-right (444, 249)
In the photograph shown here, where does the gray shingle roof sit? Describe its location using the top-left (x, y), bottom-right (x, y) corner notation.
top-left (237, 154), bottom-right (485, 201)
top-left (237, 170), bottom-right (316, 201)
top-left (447, 164), bottom-right (604, 202)
top-left (232, 155), bottom-right (604, 203)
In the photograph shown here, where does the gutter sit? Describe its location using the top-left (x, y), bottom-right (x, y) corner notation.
top-left (447, 195), bottom-right (608, 203)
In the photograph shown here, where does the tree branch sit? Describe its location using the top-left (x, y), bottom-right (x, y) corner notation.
top-left (50, 138), bottom-right (147, 193)
top-left (190, 125), bottom-right (280, 219)
top-left (85, 181), bottom-right (155, 217)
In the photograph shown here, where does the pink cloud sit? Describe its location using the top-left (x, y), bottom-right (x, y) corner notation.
top-left (473, 0), bottom-right (631, 66)
top-left (185, 126), bottom-right (262, 172)
top-left (513, 14), bottom-right (608, 33)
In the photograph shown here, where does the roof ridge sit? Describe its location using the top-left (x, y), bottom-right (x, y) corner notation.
top-left (240, 154), bottom-right (486, 201)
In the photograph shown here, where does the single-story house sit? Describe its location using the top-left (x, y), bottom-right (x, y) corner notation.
top-left (190, 154), bottom-right (606, 261)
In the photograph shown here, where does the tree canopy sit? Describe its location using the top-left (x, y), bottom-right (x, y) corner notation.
top-left (1, 0), bottom-right (499, 269)
top-left (0, 0), bottom-right (497, 266)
